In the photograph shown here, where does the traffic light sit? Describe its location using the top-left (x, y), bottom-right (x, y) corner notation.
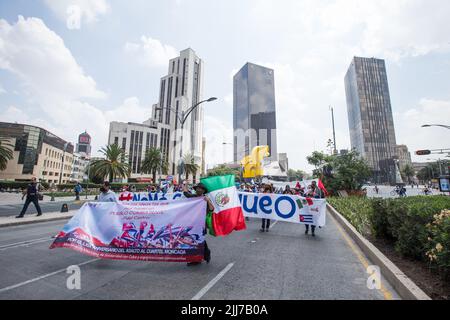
top-left (415, 150), bottom-right (431, 156)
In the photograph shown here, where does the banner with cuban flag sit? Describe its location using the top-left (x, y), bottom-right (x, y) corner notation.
top-left (238, 192), bottom-right (327, 227)
top-left (116, 190), bottom-right (327, 227)
top-left (50, 198), bottom-right (206, 262)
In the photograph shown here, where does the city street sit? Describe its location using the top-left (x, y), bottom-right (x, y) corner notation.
top-left (364, 185), bottom-right (442, 198)
top-left (0, 193), bottom-right (95, 217)
top-left (0, 210), bottom-right (399, 300)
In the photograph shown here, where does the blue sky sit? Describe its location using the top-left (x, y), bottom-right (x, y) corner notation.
top-left (1, 0), bottom-right (449, 171)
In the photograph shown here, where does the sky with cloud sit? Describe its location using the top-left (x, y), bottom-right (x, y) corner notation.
top-left (0, 0), bottom-right (449, 172)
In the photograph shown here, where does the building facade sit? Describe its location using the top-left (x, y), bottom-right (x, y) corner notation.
top-left (395, 145), bottom-right (412, 171)
top-left (0, 122), bottom-right (74, 184)
top-left (70, 152), bottom-right (90, 183)
top-left (108, 120), bottom-right (161, 181)
top-left (107, 47), bottom-right (205, 183)
top-left (233, 63), bottom-right (278, 163)
top-left (344, 57), bottom-right (397, 184)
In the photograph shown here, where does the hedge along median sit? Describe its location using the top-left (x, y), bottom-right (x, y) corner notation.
top-left (328, 196), bottom-right (450, 280)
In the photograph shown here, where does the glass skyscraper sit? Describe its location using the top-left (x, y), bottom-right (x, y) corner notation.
top-left (344, 57), bottom-right (397, 184)
top-left (233, 63), bottom-right (277, 162)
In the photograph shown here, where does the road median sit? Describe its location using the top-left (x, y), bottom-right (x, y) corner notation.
top-left (327, 203), bottom-right (431, 300)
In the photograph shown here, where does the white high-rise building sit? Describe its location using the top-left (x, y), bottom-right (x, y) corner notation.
top-left (108, 48), bottom-right (204, 183)
top-left (156, 48), bottom-right (204, 174)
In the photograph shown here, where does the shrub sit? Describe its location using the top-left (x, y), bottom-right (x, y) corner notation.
top-left (327, 197), bottom-right (373, 236)
top-left (426, 209), bottom-right (450, 280)
top-left (329, 195), bottom-right (450, 278)
top-left (370, 198), bottom-right (393, 240)
top-left (388, 197), bottom-right (450, 261)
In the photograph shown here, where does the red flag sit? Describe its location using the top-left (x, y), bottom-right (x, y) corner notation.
top-left (318, 179), bottom-right (328, 197)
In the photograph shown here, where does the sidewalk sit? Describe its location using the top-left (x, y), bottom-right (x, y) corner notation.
top-left (0, 210), bottom-right (76, 228)
top-left (0, 192), bottom-right (97, 206)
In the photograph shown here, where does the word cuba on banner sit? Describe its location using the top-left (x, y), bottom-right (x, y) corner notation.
top-left (50, 198), bottom-right (207, 262)
top-left (118, 191), bottom-right (327, 227)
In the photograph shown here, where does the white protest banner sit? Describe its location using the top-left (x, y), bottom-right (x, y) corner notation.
top-left (238, 192), bottom-right (326, 227)
top-left (50, 198), bottom-right (206, 262)
top-left (118, 191), bottom-right (326, 227)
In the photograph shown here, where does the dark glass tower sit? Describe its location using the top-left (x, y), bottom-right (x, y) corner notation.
top-left (233, 63), bottom-right (277, 162)
top-left (344, 57), bottom-right (397, 184)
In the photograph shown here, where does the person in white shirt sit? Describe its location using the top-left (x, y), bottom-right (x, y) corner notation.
top-left (98, 181), bottom-right (118, 202)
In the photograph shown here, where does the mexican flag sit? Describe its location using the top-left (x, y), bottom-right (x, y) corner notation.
top-left (200, 175), bottom-right (246, 237)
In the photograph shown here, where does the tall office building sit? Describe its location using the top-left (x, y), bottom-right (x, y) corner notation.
top-left (233, 63), bottom-right (277, 163)
top-left (155, 48), bottom-right (204, 174)
top-left (344, 57), bottom-right (397, 183)
top-left (75, 131), bottom-right (92, 157)
top-left (108, 48), bottom-right (204, 182)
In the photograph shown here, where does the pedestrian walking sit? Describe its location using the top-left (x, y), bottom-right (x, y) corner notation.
top-left (74, 182), bottom-right (83, 201)
top-left (16, 177), bottom-right (43, 218)
top-left (260, 184), bottom-right (273, 232)
top-left (304, 181), bottom-right (324, 237)
top-left (183, 181), bottom-right (212, 266)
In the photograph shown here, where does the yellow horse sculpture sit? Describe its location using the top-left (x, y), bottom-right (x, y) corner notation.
top-left (240, 145), bottom-right (270, 178)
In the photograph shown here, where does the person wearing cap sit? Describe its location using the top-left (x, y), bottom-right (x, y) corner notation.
top-left (98, 181), bottom-right (118, 202)
top-left (183, 181), bottom-right (213, 266)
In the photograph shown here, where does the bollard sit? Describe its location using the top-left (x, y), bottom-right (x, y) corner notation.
top-left (95, 195), bottom-right (98, 200)
top-left (61, 203), bottom-right (69, 213)
top-left (51, 196), bottom-right (55, 201)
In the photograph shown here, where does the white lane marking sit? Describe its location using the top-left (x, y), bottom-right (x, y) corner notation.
top-left (191, 262), bottom-right (235, 300)
top-left (0, 258), bottom-right (100, 294)
top-left (0, 237), bottom-right (53, 250)
top-left (269, 221), bottom-right (278, 229)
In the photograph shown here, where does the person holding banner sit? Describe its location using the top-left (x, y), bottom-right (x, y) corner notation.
top-left (98, 181), bottom-right (118, 202)
top-left (260, 184), bottom-right (273, 232)
top-left (183, 181), bottom-right (213, 266)
top-left (304, 181), bottom-right (325, 237)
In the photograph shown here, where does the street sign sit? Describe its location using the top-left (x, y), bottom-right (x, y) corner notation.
top-left (439, 177), bottom-right (450, 192)
top-left (415, 150), bottom-right (431, 155)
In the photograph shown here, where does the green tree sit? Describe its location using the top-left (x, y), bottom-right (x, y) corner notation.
top-left (183, 153), bottom-right (200, 183)
top-left (306, 150), bottom-right (371, 194)
top-left (0, 137), bottom-right (14, 171)
top-left (140, 147), bottom-right (168, 183)
top-left (90, 144), bottom-right (131, 182)
top-left (287, 169), bottom-right (306, 182)
top-left (416, 163), bottom-right (440, 183)
top-left (207, 164), bottom-right (240, 178)
top-left (401, 164), bottom-right (415, 184)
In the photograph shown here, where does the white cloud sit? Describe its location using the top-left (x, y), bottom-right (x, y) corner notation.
top-left (0, 16), bottom-right (106, 100)
top-left (0, 84), bottom-right (6, 94)
top-left (225, 0), bottom-right (450, 171)
top-left (0, 16), bottom-right (151, 156)
top-left (203, 115), bottom-right (234, 167)
top-left (44, 0), bottom-right (110, 27)
top-left (396, 98), bottom-right (450, 162)
top-left (125, 36), bottom-right (178, 68)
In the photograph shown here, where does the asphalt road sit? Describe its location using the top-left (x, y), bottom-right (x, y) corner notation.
top-left (0, 211), bottom-right (400, 300)
top-left (0, 200), bottom-right (85, 217)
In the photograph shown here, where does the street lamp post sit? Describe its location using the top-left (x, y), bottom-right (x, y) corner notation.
top-left (156, 97), bottom-right (217, 184)
top-left (59, 143), bottom-right (69, 185)
top-left (85, 159), bottom-right (92, 200)
top-left (222, 142), bottom-right (232, 164)
top-left (421, 124), bottom-right (450, 130)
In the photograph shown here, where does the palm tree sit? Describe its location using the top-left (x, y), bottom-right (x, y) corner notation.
top-left (183, 153), bottom-right (200, 183)
top-left (90, 144), bottom-right (131, 182)
top-left (402, 164), bottom-right (415, 184)
top-left (0, 137), bottom-right (14, 171)
top-left (140, 147), bottom-right (168, 183)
